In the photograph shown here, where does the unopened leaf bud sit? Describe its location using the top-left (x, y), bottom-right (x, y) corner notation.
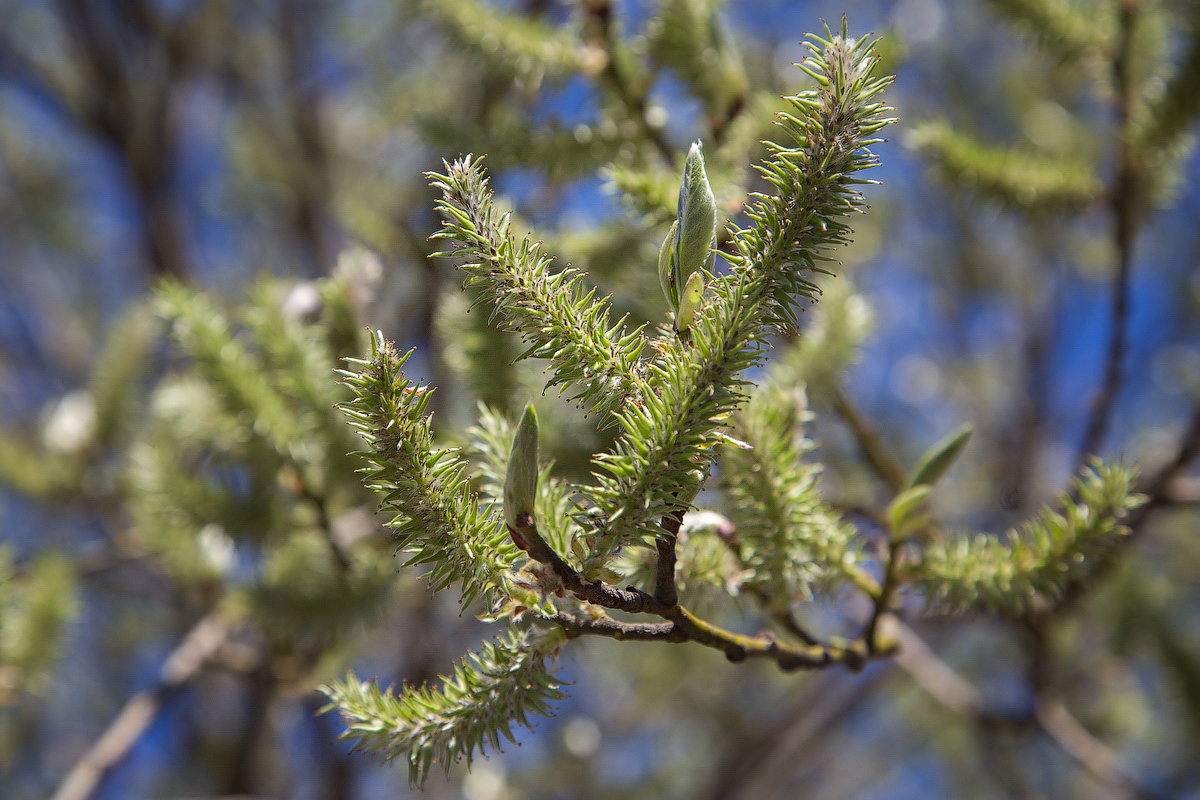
top-left (674, 141), bottom-right (717, 296)
top-left (504, 403), bottom-right (539, 532)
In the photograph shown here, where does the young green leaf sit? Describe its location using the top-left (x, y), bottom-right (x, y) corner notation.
top-left (888, 484), bottom-right (932, 541)
top-left (659, 219), bottom-right (680, 310)
top-left (906, 423), bottom-right (973, 490)
top-left (674, 270), bottom-right (705, 333)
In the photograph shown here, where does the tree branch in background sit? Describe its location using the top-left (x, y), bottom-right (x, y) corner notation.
top-left (51, 610), bottom-right (236, 800)
top-left (832, 384), bottom-right (907, 492)
top-left (896, 623), bottom-right (1163, 800)
top-left (1076, 1), bottom-right (1140, 466)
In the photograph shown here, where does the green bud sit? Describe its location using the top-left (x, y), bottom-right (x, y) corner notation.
top-left (504, 403), bottom-right (539, 531)
top-left (674, 269), bottom-right (704, 333)
top-left (674, 141), bottom-right (717, 296)
top-left (658, 219), bottom-right (679, 310)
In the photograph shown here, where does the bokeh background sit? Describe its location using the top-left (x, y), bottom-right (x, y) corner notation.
top-left (2, 0), bottom-right (1199, 798)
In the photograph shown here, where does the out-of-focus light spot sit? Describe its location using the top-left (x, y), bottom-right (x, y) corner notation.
top-left (1023, 101), bottom-right (1073, 152)
top-left (562, 715), bottom-right (602, 758)
top-left (43, 390), bottom-right (96, 454)
top-left (199, 523), bottom-right (235, 576)
top-left (890, 354), bottom-right (942, 405)
top-left (462, 761), bottom-right (508, 800)
top-left (282, 282), bottom-right (322, 321)
top-left (645, 105), bottom-right (668, 129)
top-left (893, 0), bottom-right (945, 45)
top-left (573, 123), bottom-right (593, 144)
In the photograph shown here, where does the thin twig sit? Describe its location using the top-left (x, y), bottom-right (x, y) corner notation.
top-left (52, 609), bottom-right (235, 800)
top-left (829, 385), bottom-right (907, 646)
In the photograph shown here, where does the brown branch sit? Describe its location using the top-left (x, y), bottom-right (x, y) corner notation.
top-left (701, 670), bottom-right (887, 800)
top-left (512, 516), bottom-right (873, 671)
top-left (1129, 399), bottom-right (1200, 523)
top-left (51, 609), bottom-right (236, 800)
top-left (553, 612), bottom-right (680, 642)
top-left (653, 508), bottom-right (684, 606)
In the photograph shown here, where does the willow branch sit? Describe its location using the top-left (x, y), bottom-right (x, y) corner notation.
top-left (512, 516), bottom-right (872, 671)
top-left (553, 612), bottom-right (680, 642)
top-left (1043, 398), bottom-right (1200, 616)
top-left (653, 508), bottom-right (684, 606)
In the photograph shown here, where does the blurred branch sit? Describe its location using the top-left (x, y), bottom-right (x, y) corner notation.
top-left (895, 623), bottom-right (1164, 800)
top-left (279, 0), bottom-right (334, 277)
top-left (832, 384), bottom-right (907, 492)
top-left (0, 0), bottom-right (195, 278)
top-left (51, 609), bottom-right (236, 800)
top-left (1130, 399), bottom-right (1200, 522)
top-left (1076, 1), bottom-right (1140, 466)
top-left (580, 0), bottom-right (674, 163)
top-left (702, 671), bottom-right (885, 800)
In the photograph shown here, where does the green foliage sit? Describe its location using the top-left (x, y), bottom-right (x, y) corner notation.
top-left (918, 1), bottom-right (1200, 217)
top-left (725, 25), bottom-right (895, 331)
top-left (721, 378), bottom-right (873, 601)
top-left (320, 627), bottom-right (566, 786)
top-left (1132, 6), bottom-right (1200, 156)
top-left (983, 0), bottom-right (1113, 60)
top-left (464, 403), bottom-right (579, 572)
top-left (905, 423), bottom-right (973, 491)
top-left (647, 0), bottom-right (748, 129)
top-left (913, 461), bottom-right (1142, 615)
top-left (323, 20), bottom-right (1151, 783)
top-left (503, 403), bottom-right (540, 530)
top-left (907, 122), bottom-right (1102, 211)
top-left (579, 26), bottom-right (897, 567)
top-left (338, 333), bottom-right (521, 608)
top-left (422, 0), bottom-right (591, 89)
top-left (0, 548), bottom-right (77, 701)
top-left (120, 272), bottom-right (397, 671)
top-left (0, 1), bottom-right (1186, 795)
top-left (429, 159), bottom-right (649, 421)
